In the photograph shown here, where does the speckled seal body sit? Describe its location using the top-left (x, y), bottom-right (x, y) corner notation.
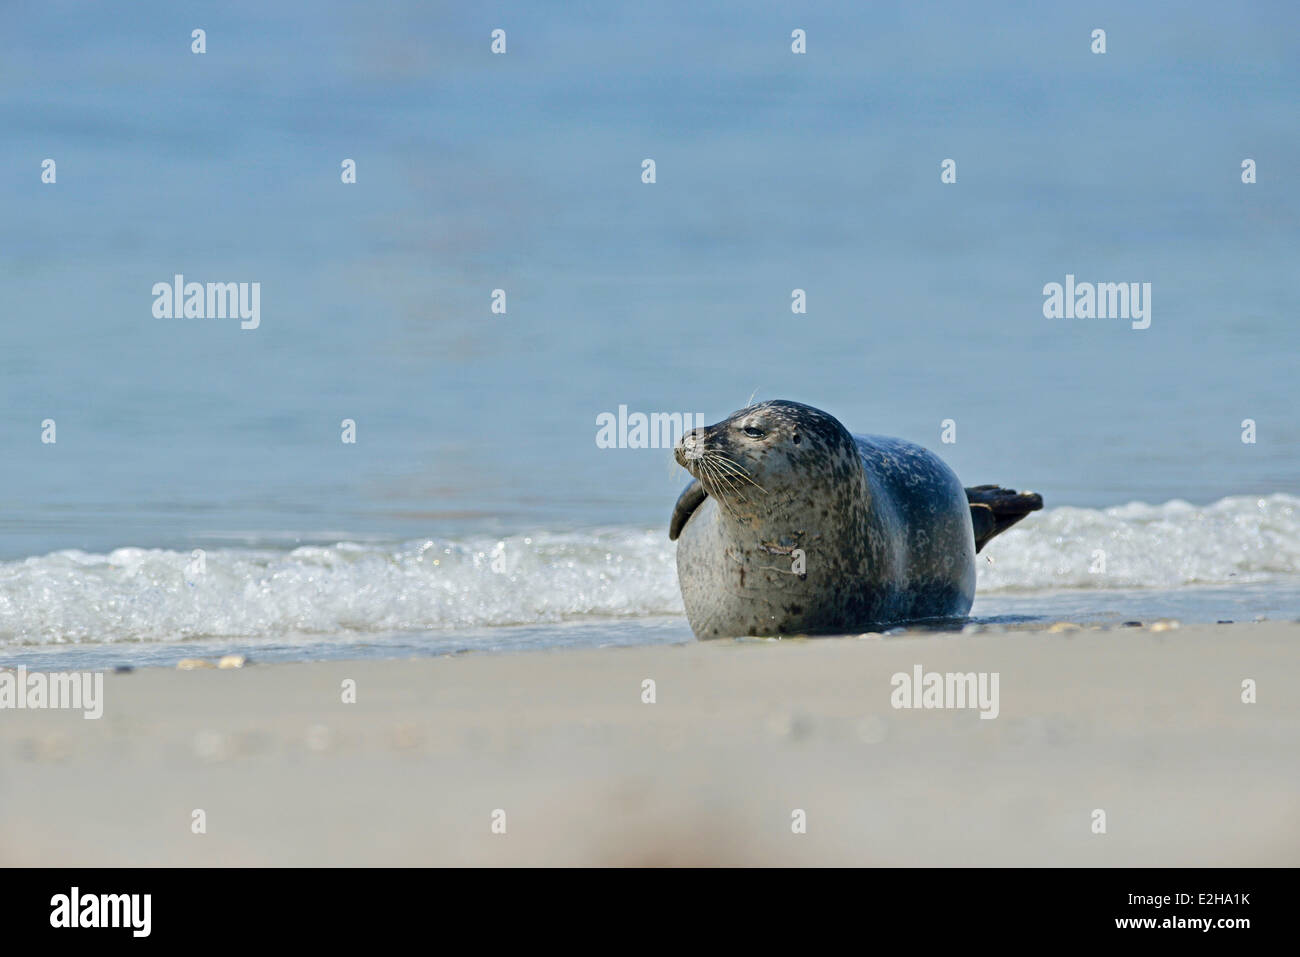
top-left (671, 400), bottom-right (976, 638)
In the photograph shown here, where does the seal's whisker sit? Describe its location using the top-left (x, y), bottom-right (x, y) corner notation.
top-left (701, 452), bottom-right (745, 475)
top-left (703, 477), bottom-right (739, 520)
top-left (699, 461), bottom-right (740, 518)
top-left (708, 458), bottom-right (762, 488)
top-left (704, 449), bottom-right (751, 474)
top-left (707, 467), bottom-right (749, 503)
top-left (697, 455), bottom-right (758, 507)
top-left (699, 460), bottom-right (730, 501)
top-left (704, 453), bottom-right (766, 493)
top-left (709, 467), bottom-right (747, 504)
top-left (692, 461), bottom-right (717, 499)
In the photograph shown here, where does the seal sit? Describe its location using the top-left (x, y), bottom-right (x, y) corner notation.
top-left (670, 400), bottom-right (1042, 637)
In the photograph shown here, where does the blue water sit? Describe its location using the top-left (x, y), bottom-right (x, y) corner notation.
top-left (1, 2), bottom-right (1297, 664)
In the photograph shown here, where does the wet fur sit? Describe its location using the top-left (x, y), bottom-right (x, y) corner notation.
top-left (672, 400), bottom-right (977, 637)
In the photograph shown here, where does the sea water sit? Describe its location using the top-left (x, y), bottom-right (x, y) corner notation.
top-left (1, 2), bottom-right (1296, 667)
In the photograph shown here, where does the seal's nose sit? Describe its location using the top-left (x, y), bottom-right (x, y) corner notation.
top-left (676, 428), bottom-right (704, 467)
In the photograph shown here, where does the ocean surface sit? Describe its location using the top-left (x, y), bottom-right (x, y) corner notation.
top-left (2, 2), bottom-right (1297, 668)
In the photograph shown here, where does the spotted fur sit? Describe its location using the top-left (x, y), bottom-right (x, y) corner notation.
top-left (671, 400), bottom-right (977, 637)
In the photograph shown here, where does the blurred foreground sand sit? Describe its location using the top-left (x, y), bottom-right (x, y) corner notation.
top-left (2, 622), bottom-right (1296, 866)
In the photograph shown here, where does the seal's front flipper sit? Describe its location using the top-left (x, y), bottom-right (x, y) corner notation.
top-left (965, 485), bottom-right (1044, 553)
top-left (669, 479), bottom-right (707, 541)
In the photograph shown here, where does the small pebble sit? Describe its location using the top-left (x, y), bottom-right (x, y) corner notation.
top-left (1122, 621), bottom-right (1143, 628)
top-left (1048, 622), bottom-right (1081, 633)
top-left (176, 658), bottom-right (215, 670)
top-left (1217, 620), bottom-right (1234, 625)
top-left (113, 665), bottom-right (134, 674)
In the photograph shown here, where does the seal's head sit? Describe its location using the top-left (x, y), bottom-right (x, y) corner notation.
top-left (674, 400), bottom-right (858, 515)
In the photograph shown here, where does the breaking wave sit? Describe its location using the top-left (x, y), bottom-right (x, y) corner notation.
top-left (1, 494), bottom-right (1296, 645)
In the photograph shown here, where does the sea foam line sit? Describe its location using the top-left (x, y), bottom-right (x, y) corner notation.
top-left (0, 495), bottom-right (1295, 645)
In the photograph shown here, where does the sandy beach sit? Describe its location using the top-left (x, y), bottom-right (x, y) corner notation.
top-left (2, 621), bottom-right (1296, 867)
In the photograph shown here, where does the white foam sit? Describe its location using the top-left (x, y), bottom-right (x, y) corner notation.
top-left (976, 493), bottom-right (1300, 590)
top-left (1, 494), bottom-right (1296, 645)
top-left (0, 529), bottom-right (682, 645)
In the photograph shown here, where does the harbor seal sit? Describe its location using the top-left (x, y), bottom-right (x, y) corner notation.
top-left (669, 400), bottom-right (1042, 637)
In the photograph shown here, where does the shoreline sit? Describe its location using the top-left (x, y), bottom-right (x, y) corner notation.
top-left (6, 591), bottom-right (1299, 673)
top-left (2, 621), bottom-right (1296, 866)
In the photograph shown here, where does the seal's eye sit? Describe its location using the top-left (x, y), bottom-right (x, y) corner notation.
top-left (792, 433), bottom-right (800, 444)
top-left (743, 426), bottom-right (765, 438)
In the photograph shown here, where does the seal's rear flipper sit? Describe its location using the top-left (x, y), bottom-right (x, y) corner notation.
top-left (669, 479), bottom-right (707, 541)
top-left (969, 503), bottom-right (997, 552)
top-left (964, 485), bottom-right (1044, 553)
